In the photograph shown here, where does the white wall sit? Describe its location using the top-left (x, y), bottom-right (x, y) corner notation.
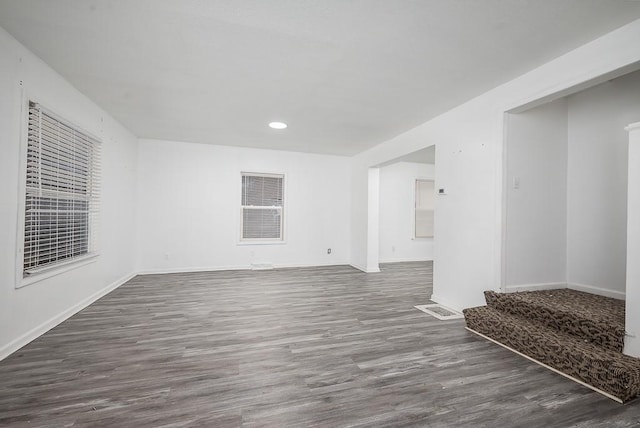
top-left (379, 162), bottom-right (435, 263)
top-left (625, 122), bottom-right (640, 357)
top-left (505, 100), bottom-right (568, 288)
top-left (349, 19), bottom-right (640, 311)
top-left (2, 16), bottom-right (639, 362)
top-left (136, 139), bottom-right (351, 272)
top-left (0, 27), bottom-right (138, 359)
top-left (566, 70), bottom-right (640, 297)
top-left (349, 163), bottom-right (374, 271)
top-left (366, 168), bottom-right (381, 273)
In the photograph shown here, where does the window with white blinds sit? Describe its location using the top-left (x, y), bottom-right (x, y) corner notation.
top-left (22, 101), bottom-right (101, 277)
top-left (415, 179), bottom-right (434, 238)
top-left (241, 173), bottom-right (284, 241)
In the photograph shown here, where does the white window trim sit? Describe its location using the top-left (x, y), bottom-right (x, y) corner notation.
top-left (14, 92), bottom-right (101, 289)
top-left (238, 171), bottom-right (287, 244)
top-left (19, 255), bottom-right (99, 288)
top-left (413, 177), bottom-right (435, 240)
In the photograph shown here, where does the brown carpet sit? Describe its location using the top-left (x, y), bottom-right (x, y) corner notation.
top-left (484, 289), bottom-right (625, 352)
top-left (464, 289), bottom-right (640, 403)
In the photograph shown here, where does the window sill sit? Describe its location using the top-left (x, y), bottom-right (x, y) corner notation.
top-left (237, 240), bottom-right (287, 246)
top-left (18, 254), bottom-right (99, 289)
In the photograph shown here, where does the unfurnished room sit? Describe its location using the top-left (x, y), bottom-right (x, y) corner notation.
top-left (1, 1), bottom-right (640, 427)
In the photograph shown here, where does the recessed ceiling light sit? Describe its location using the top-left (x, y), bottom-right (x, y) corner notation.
top-left (269, 121), bottom-right (287, 130)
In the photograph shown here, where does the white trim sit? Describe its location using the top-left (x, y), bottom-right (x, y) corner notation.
top-left (14, 87), bottom-right (29, 289)
top-left (500, 112), bottom-right (511, 293)
top-left (138, 261), bottom-right (352, 276)
top-left (236, 240), bottom-right (287, 246)
top-left (500, 282), bottom-right (625, 300)
top-left (0, 271), bottom-right (136, 362)
top-left (503, 281), bottom-right (626, 300)
top-left (625, 122), bottom-right (640, 132)
top-left (430, 293), bottom-right (464, 313)
top-left (272, 261), bottom-right (349, 269)
top-left (251, 263), bottom-right (274, 270)
top-left (366, 167), bottom-right (381, 273)
top-left (240, 171), bottom-right (283, 179)
top-left (138, 265), bottom-right (252, 275)
top-left (239, 172), bottom-right (285, 243)
top-left (16, 94), bottom-right (102, 288)
top-left (379, 257), bottom-right (433, 263)
top-left (413, 178), bottom-right (435, 239)
top-left (350, 262), bottom-right (380, 273)
top-left (504, 282), bottom-right (567, 293)
top-left (567, 283), bottom-right (625, 300)
top-left (19, 254), bottom-right (98, 288)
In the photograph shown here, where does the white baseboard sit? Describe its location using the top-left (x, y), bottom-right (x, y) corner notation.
top-left (0, 271), bottom-right (136, 362)
top-left (3, 261), bottom-right (362, 361)
top-left (349, 262), bottom-right (366, 272)
top-left (349, 263), bottom-right (380, 273)
top-left (623, 335), bottom-right (640, 358)
top-left (138, 261), bottom-right (351, 276)
top-left (430, 294), bottom-right (464, 313)
top-left (504, 281), bottom-right (625, 300)
top-left (379, 257), bottom-right (433, 263)
top-left (504, 282), bottom-right (567, 293)
top-left (137, 265), bottom-right (251, 275)
top-left (567, 282), bottom-right (625, 300)
top-left (273, 261), bottom-right (350, 269)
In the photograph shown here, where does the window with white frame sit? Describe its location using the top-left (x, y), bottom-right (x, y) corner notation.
top-left (241, 172), bottom-right (284, 241)
top-left (415, 179), bottom-right (434, 238)
top-left (22, 101), bottom-right (101, 278)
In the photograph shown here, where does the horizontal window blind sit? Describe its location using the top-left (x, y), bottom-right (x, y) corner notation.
top-left (23, 101), bottom-right (101, 276)
top-left (241, 173), bottom-right (283, 241)
top-left (415, 179), bottom-right (434, 238)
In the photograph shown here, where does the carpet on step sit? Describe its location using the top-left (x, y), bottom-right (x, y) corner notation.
top-left (484, 289), bottom-right (625, 353)
top-left (463, 305), bottom-right (640, 403)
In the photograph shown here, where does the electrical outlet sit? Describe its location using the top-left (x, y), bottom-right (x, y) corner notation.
top-left (164, 253), bottom-right (170, 260)
top-left (327, 248), bottom-right (332, 254)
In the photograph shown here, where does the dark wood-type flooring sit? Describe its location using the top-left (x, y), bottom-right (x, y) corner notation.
top-left (1, 262), bottom-right (640, 427)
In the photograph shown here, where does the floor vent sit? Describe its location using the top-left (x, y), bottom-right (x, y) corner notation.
top-left (415, 303), bottom-right (464, 320)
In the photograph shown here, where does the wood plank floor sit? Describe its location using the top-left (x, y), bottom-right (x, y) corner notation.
top-left (1, 262), bottom-right (640, 427)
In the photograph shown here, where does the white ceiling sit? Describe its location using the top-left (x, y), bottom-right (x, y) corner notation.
top-left (1, 1), bottom-right (640, 156)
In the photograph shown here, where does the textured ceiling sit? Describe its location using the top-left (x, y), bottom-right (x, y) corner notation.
top-left (1, 0), bottom-right (640, 155)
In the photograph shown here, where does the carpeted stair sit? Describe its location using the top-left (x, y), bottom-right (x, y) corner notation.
top-left (463, 289), bottom-right (640, 403)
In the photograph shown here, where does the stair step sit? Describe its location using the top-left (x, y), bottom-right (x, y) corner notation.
top-left (484, 289), bottom-right (625, 353)
top-left (463, 305), bottom-right (640, 403)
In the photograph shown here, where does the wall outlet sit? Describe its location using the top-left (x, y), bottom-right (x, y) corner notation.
top-left (392, 246), bottom-right (396, 253)
top-left (164, 253), bottom-right (170, 260)
top-left (327, 248), bottom-right (331, 254)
